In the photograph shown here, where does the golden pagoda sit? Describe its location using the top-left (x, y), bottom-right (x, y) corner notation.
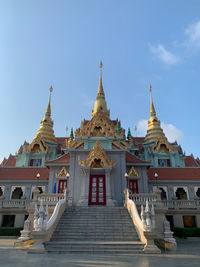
top-left (144, 85), bottom-right (166, 143)
top-left (33, 86), bottom-right (56, 143)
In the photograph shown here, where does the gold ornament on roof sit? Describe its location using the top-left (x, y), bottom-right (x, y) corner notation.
top-left (78, 140), bottom-right (117, 168)
top-left (150, 136), bottom-right (176, 153)
top-left (56, 166), bottom-right (69, 178)
top-left (65, 139), bottom-right (84, 149)
top-left (127, 166), bottom-right (140, 178)
top-left (24, 137), bottom-right (48, 153)
top-left (75, 109), bottom-right (125, 138)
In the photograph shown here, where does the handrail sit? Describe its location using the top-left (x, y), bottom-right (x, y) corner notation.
top-left (46, 197), bottom-right (66, 230)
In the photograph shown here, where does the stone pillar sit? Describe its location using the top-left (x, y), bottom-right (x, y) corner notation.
top-left (195, 215), bottom-right (200, 227)
top-left (0, 214), bottom-right (3, 227)
top-left (78, 167), bottom-right (90, 206)
top-left (105, 167), bottom-right (115, 206)
top-left (14, 214), bottom-right (25, 227)
top-left (28, 231), bottom-right (46, 254)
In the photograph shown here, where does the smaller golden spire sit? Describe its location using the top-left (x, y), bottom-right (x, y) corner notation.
top-left (45, 85), bottom-right (53, 118)
top-left (134, 125), bottom-right (137, 137)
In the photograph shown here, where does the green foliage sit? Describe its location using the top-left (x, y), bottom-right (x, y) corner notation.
top-left (0, 227), bottom-right (23, 236)
top-left (172, 227), bottom-right (200, 238)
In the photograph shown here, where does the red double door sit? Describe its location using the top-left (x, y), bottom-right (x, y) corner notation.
top-left (58, 180), bottom-right (68, 193)
top-left (128, 180), bottom-right (138, 194)
top-left (88, 175), bottom-right (106, 205)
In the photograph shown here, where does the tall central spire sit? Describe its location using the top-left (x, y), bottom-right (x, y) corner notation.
top-left (92, 61), bottom-right (110, 118)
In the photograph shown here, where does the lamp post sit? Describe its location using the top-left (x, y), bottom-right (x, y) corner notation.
top-left (154, 172), bottom-right (158, 189)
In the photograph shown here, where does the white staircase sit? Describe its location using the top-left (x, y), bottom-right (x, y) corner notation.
top-left (45, 206), bottom-right (144, 254)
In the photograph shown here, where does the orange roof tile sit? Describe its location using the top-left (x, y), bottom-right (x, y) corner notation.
top-left (1, 155), bottom-right (16, 167)
top-left (148, 168), bottom-right (200, 181)
top-left (126, 152), bottom-right (149, 164)
top-left (185, 156), bottom-right (199, 167)
top-left (55, 137), bottom-right (67, 143)
top-left (46, 153), bottom-right (70, 164)
top-left (0, 167), bottom-right (49, 180)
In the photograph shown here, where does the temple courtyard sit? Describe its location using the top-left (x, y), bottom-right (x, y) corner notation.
top-left (0, 238), bottom-right (199, 267)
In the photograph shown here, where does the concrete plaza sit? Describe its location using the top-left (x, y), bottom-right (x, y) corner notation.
top-left (0, 238), bottom-right (199, 267)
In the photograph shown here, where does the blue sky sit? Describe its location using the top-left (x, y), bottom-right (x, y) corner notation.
top-left (0, 0), bottom-right (200, 160)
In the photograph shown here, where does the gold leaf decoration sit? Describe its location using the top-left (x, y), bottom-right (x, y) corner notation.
top-left (78, 140), bottom-right (117, 168)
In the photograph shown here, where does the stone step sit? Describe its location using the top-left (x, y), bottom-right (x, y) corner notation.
top-left (46, 207), bottom-right (143, 254)
top-left (51, 235), bottom-right (138, 241)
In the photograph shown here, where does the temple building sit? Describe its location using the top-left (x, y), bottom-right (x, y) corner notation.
top-left (0, 62), bottom-right (200, 232)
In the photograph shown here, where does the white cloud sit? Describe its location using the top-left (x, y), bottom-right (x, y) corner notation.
top-left (149, 44), bottom-right (179, 65)
top-left (185, 20), bottom-right (200, 49)
top-left (137, 119), bottom-right (148, 136)
top-left (137, 119), bottom-right (183, 142)
top-left (161, 122), bottom-right (183, 142)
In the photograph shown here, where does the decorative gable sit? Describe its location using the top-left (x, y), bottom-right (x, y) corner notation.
top-left (127, 166), bottom-right (140, 178)
top-left (78, 140), bottom-right (117, 168)
top-left (75, 109), bottom-right (124, 138)
top-left (56, 166), bottom-right (69, 178)
top-left (150, 136), bottom-right (177, 153)
top-left (24, 137), bottom-right (48, 153)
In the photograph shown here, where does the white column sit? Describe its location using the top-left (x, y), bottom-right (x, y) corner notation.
top-left (77, 167), bottom-right (90, 206)
top-left (105, 168), bottom-right (115, 206)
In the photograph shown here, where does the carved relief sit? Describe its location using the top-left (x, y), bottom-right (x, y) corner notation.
top-left (127, 166), bottom-right (140, 178)
top-left (65, 139), bottom-right (84, 149)
top-left (75, 109), bottom-right (124, 138)
top-left (24, 137), bottom-right (48, 153)
top-left (150, 136), bottom-right (177, 153)
top-left (78, 140), bottom-right (117, 168)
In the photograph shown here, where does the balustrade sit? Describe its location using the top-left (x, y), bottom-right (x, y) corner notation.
top-left (163, 199), bottom-right (200, 209)
top-left (0, 193), bottom-right (64, 208)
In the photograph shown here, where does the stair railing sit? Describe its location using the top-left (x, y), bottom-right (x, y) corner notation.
top-left (19, 189), bottom-right (69, 248)
top-left (124, 188), bottom-right (160, 253)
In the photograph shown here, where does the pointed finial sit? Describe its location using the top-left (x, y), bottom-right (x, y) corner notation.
top-left (134, 126), bottom-right (137, 137)
top-left (99, 61), bottom-right (103, 70)
top-left (49, 85), bottom-right (53, 94)
top-left (149, 84), bottom-right (156, 117)
top-left (70, 128), bottom-right (74, 138)
top-left (66, 126), bottom-right (68, 137)
top-left (127, 127), bottom-right (131, 139)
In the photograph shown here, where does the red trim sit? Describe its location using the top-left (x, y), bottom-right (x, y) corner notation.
top-left (129, 180), bottom-right (138, 194)
top-left (88, 175), bottom-right (106, 205)
top-left (58, 180), bottom-right (68, 193)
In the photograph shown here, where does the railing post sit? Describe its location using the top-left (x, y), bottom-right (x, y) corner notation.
top-left (124, 188), bottom-right (129, 208)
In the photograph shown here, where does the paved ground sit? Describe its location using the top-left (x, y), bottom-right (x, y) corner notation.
top-left (0, 238), bottom-right (200, 267)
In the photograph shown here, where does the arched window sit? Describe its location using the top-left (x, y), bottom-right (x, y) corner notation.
top-left (176, 187), bottom-right (187, 200)
top-left (196, 188), bottom-right (200, 198)
top-left (31, 186), bottom-right (44, 199)
top-left (11, 187), bottom-right (23, 199)
top-left (0, 187), bottom-right (3, 197)
top-left (159, 187), bottom-right (167, 200)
